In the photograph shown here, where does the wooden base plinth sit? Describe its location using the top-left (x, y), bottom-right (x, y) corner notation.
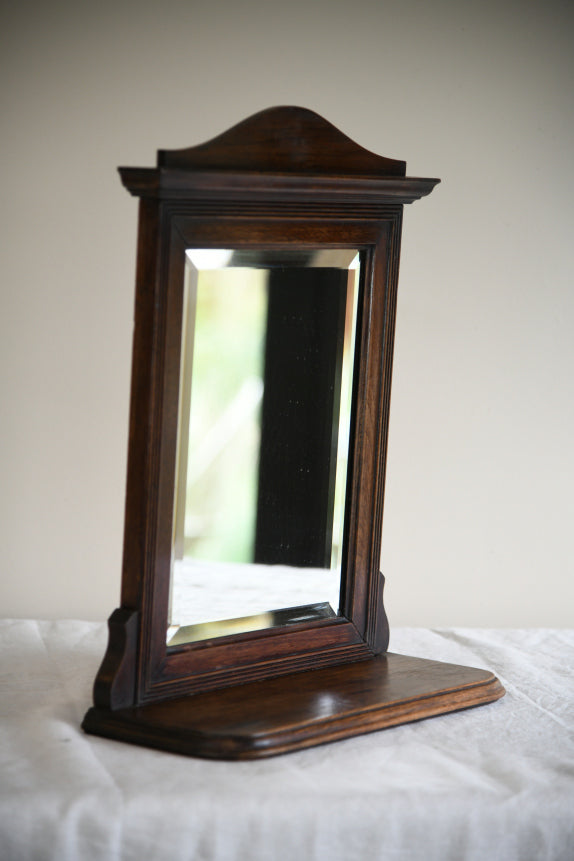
top-left (82, 652), bottom-right (505, 760)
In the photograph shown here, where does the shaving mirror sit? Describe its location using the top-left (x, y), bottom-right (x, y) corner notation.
top-left (83, 107), bottom-right (504, 759)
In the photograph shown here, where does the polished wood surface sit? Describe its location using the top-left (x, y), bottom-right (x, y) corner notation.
top-left (83, 653), bottom-right (505, 760)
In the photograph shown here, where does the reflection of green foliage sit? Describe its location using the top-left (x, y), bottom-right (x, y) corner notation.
top-left (193, 269), bottom-right (264, 411)
top-left (184, 268), bottom-right (267, 563)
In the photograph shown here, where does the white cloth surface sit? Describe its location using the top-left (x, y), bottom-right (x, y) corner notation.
top-left (1, 621), bottom-right (573, 861)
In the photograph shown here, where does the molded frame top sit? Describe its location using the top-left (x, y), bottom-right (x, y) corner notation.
top-left (119, 107), bottom-right (439, 202)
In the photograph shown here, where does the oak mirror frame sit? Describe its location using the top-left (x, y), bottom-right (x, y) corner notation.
top-left (83, 108), bottom-right (504, 759)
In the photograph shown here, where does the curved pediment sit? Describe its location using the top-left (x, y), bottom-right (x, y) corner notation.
top-left (157, 106), bottom-right (406, 177)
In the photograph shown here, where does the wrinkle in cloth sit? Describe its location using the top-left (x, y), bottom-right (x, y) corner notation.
top-left (1, 621), bottom-right (573, 861)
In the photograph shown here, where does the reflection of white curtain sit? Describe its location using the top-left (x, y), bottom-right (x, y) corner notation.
top-left (170, 558), bottom-right (341, 629)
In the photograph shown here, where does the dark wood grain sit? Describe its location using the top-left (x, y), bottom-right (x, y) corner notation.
top-left (83, 652), bottom-right (505, 760)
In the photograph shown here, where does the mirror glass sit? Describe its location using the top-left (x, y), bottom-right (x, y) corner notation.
top-left (167, 248), bottom-right (360, 646)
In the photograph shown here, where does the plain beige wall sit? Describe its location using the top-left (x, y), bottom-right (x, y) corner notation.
top-left (2, 0), bottom-right (573, 626)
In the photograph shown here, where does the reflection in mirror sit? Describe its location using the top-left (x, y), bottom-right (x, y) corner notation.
top-left (167, 249), bottom-right (360, 646)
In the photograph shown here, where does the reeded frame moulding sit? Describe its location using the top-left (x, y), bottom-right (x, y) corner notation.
top-left (82, 107), bottom-right (504, 759)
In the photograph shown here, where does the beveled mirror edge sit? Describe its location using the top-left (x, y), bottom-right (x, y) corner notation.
top-left (166, 248), bottom-right (361, 646)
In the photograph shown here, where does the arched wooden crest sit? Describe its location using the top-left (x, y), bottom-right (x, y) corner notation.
top-left (157, 106), bottom-right (406, 176)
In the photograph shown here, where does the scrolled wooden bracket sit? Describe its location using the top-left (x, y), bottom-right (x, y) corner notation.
top-left (92, 608), bottom-right (139, 710)
top-left (372, 571), bottom-right (390, 654)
